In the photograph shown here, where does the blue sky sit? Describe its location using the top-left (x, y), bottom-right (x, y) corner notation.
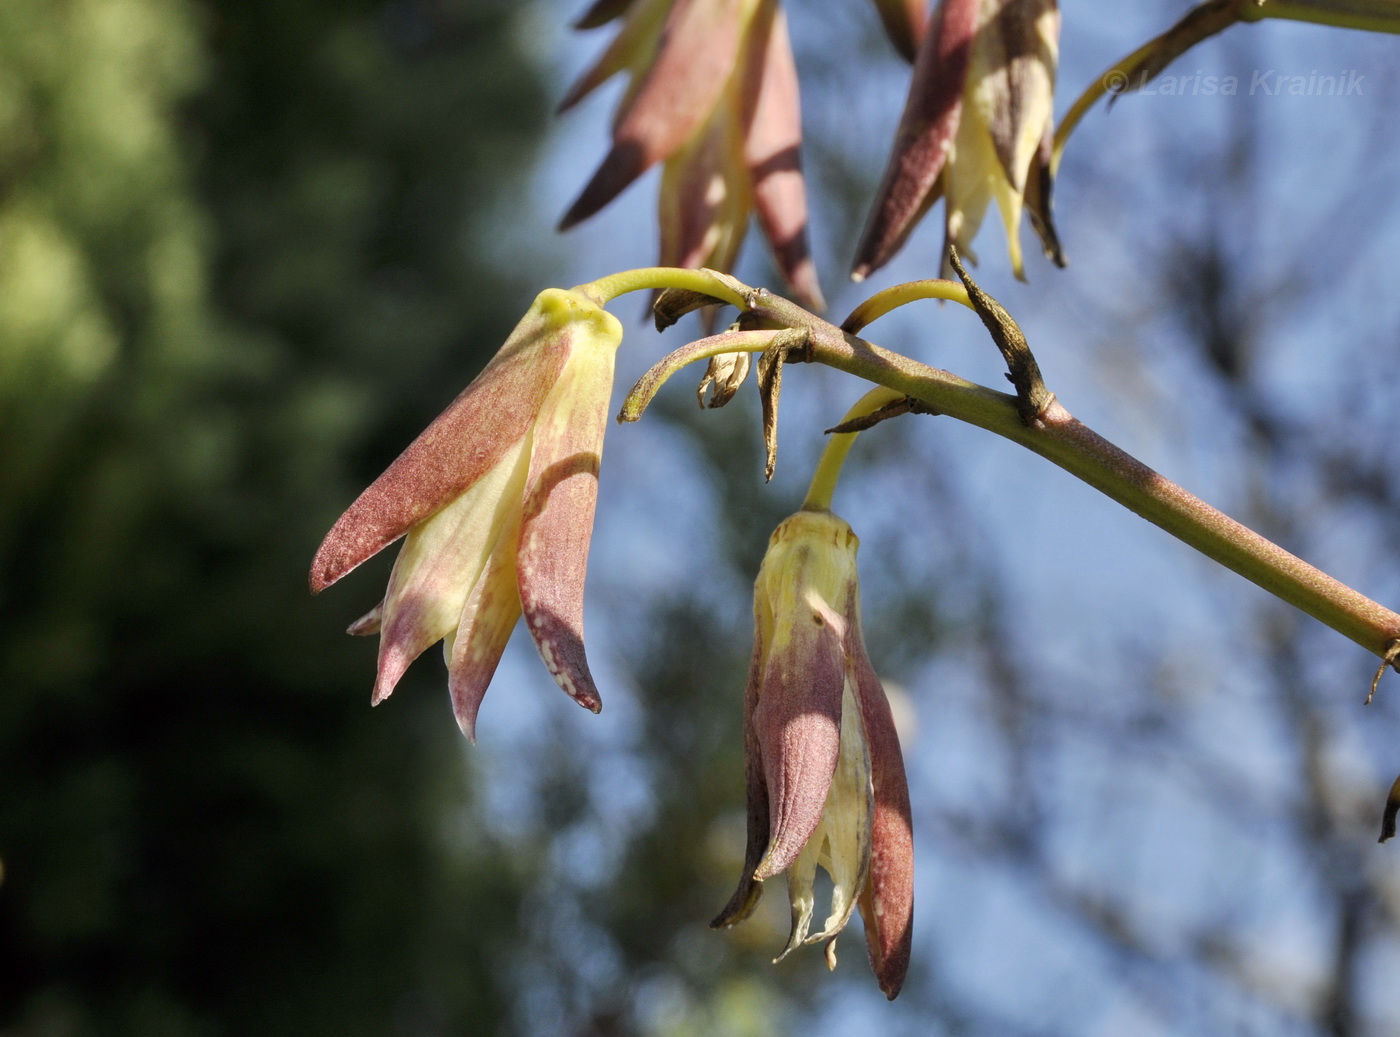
top-left (462, 4), bottom-right (1400, 1032)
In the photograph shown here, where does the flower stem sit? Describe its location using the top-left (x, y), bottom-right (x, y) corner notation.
top-left (1246, 0), bottom-right (1400, 34)
top-left (575, 267), bottom-right (749, 309)
top-left (617, 330), bottom-right (783, 424)
top-left (802, 387), bottom-right (906, 512)
top-left (840, 279), bottom-right (974, 334)
top-left (748, 290), bottom-right (1400, 665)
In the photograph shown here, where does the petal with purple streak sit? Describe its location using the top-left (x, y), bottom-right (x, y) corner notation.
top-left (711, 630), bottom-right (771, 927)
top-left (752, 588), bottom-right (847, 880)
top-left (310, 295), bottom-right (571, 593)
top-left (517, 328), bottom-right (618, 713)
top-left (369, 435), bottom-right (530, 705)
top-left (741, 1), bottom-right (823, 310)
top-left (852, 0), bottom-right (980, 281)
top-left (849, 595), bottom-right (914, 1001)
top-left (560, 0), bottom-right (747, 229)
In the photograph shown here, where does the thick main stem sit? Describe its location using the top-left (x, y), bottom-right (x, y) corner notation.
top-left (750, 292), bottom-right (1400, 664)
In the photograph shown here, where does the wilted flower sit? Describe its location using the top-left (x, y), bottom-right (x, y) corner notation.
top-left (559, 0), bottom-right (823, 309)
top-left (853, 0), bottom-right (1064, 282)
top-left (309, 288), bottom-right (623, 740)
top-left (713, 508), bottom-right (914, 999)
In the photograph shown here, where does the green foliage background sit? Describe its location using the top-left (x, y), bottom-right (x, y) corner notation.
top-left (0, 1), bottom-right (565, 1032)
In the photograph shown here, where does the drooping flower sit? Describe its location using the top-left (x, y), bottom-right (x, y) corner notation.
top-left (713, 508), bottom-right (914, 999)
top-left (310, 288), bottom-right (623, 740)
top-left (853, 0), bottom-right (1064, 282)
top-left (559, 0), bottom-right (824, 309)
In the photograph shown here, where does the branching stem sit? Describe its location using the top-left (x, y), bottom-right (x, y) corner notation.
top-left (747, 290), bottom-right (1400, 665)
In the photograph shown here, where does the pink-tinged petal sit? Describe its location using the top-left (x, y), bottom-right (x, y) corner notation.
top-left (752, 595), bottom-right (847, 880)
top-left (310, 297), bottom-right (573, 594)
top-left (741, 1), bottom-right (824, 310)
top-left (848, 601), bottom-right (914, 1000)
top-left (1023, 118), bottom-right (1065, 267)
top-left (558, 0), bottom-right (669, 113)
top-left (871, 0), bottom-right (929, 62)
top-left (347, 602), bottom-right (382, 636)
top-left (571, 0), bottom-right (639, 31)
top-left (448, 509), bottom-right (525, 742)
top-left (559, 0), bottom-right (747, 230)
top-left (516, 334), bottom-right (618, 713)
top-left (658, 104), bottom-right (750, 275)
top-left (979, 0), bottom-right (1058, 197)
top-left (851, 0), bottom-right (980, 281)
top-left (711, 634), bottom-right (770, 928)
top-left (369, 435), bottom-right (531, 705)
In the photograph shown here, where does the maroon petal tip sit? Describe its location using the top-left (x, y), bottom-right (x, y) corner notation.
top-left (559, 142), bottom-right (649, 231)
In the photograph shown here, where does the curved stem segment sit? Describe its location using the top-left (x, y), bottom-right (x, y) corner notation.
top-left (617, 330), bottom-right (783, 424)
top-left (1245, 0), bottom-right (1400, 33)
top-left (802, 387), bottom-right (906, 511)
top-left (1053, 0), bottom-right (1400, 176)
top-left (747, 290), bottom-right (1400, 664)
top-left (841, 279), bottom-right (974, 334)
top-left (575, 267), bottom-right (749, 309)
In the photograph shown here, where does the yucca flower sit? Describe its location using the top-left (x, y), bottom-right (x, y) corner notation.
top-left (853, 0), bottom-right (1064, 282)
top-left (559, 0), bottom-right (824, 309)
top-left (310, 288), bottom-right (622, 740)
top-left (713, 508), bottom-right (914, 999)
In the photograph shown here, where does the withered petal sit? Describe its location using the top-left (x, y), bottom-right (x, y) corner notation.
top-left (852, 0), bottom-right (980, 281)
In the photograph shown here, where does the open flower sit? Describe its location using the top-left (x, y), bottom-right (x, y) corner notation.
top-left (309, 288), bottom-right (623, 740)
top-left (559, 0), bottom-right (823, 309)
top-left (853, 0), bottom-right (1063, 282)
top-left (712, 508), bottom-right (914, 999)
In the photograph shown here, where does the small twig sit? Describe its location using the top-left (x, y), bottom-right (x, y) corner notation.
top-left (1365, 638), bottom-right (1400, 705)
top-left (825, 396), bottom-right (937, 434)
top-left (756, 326), bottom-right (813, 481)
top-left (946, 247), bottom-right (1053, 423)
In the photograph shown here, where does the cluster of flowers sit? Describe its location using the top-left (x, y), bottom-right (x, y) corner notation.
top-left (310, 0), bottom-right (1060, 1000)
top-left (559, 0), bottom-right (1063, 292)
top-left (311, 286), bottom-right (913, 995)
top-left (313, 0), bottom-right (1394, 1000)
